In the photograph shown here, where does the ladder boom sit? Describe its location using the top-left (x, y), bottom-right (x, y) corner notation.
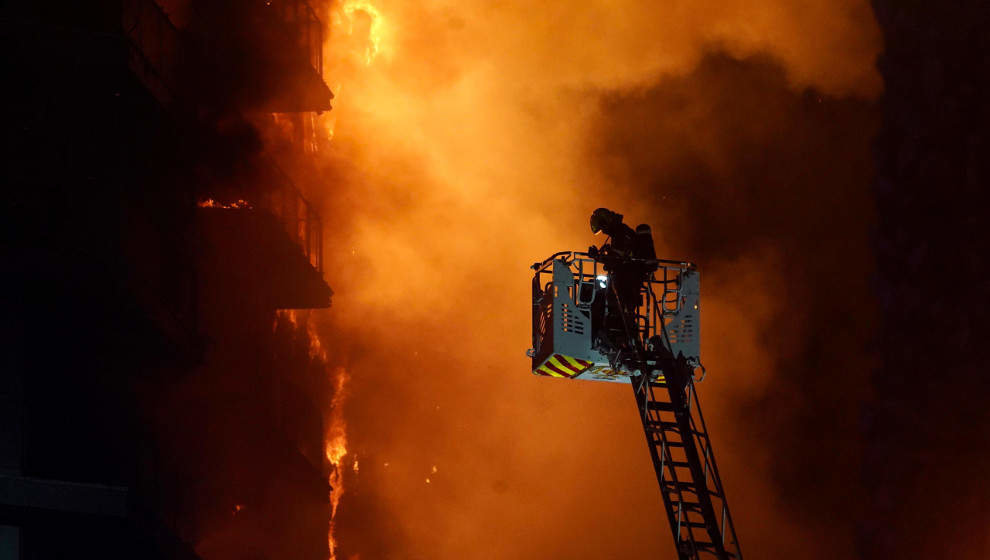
top-left (529, 249), bottom-right (743, 559)
top-left (633, 364), bottom-right (742, 559)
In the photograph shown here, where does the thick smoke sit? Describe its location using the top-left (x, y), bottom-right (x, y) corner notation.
top-left (294, 1), bottom-right (882, 558)
top-left (588, 53), bottom-right (878, 557)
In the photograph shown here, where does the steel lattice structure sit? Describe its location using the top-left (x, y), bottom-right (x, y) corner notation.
top-left (530, 251), bottom-right (742, 559)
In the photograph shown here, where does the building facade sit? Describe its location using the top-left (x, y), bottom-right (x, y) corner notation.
top-left (1, 1), bottom-right (335, 558)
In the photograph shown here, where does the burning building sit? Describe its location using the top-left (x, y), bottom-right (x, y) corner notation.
top-left (3, 0), bottom-right (989, 558)
top-left (1, 1), bottom-right (336, 558)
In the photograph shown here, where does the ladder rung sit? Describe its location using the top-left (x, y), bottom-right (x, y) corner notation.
top-left (665, 481), bottom-right (722, 501)
top-left (631, 373), bottom-right (743, 560)
top-left (663, 482), bottom-right (699, 494)
top-left (691, 543), bottom-right (739, 558)
top-left (647, 401), bottom-right (675, 412)
top-left (647, 420), bottom-right (681, 430)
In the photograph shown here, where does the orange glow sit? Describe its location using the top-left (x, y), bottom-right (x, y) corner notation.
top-left (336, 0), bottom-right (388, 66)
top-left (283, 309), bottom-right (298, 327)
top-left (325, 367), bottom-right (349, 560)
top-left (281, 309), bottom-right (349, 560)
top-left (302, 0), bottom-right (883, 557)
top-left (323, 109), bottom-right (338, 143)
top-left (197, 198), bottom-right (252, 209)
top-left (325, 435), bottom-right (348, 466)
top-left (306, 315), bottom-right (329, 363)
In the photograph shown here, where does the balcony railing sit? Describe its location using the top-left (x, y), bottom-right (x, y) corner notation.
top-left (265, 0), bottom-right (324, 79)
top-left (198, 188), bottom-right (323, 275)
top-left (258, 167), bottom-right (324, 273)
top-left (122, 0), bottom-right (182, 105)
top-left (122, 0), bottom-right (329, 111)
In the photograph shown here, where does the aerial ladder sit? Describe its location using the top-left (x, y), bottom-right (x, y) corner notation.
top-left (528, 242), bottom-right (742, 559)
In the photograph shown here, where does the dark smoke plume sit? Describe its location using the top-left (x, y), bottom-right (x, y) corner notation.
top-left (588, 51), bottom-right (879, 557)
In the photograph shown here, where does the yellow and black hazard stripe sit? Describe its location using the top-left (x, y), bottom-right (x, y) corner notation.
top-left (533, 354), bottom-right (593, 379)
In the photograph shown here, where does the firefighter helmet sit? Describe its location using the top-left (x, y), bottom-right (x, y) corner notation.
top-left (590, 208), bottom-right (623, 234)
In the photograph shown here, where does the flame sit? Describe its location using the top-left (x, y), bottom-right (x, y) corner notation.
top-left (197, 198), bottom-right (252, 209)
top-left (308, 112), bottom-right (320, 153)
top-left (338, 0), bottom-right (387, 66)
top-left (299, 0), bottom-right (883, 556)
top-left (278, 310), bottom-right (329, 362)
top-left (323, 109), bottom-right (338, 143)
top-left (306, 315), bottom-right (328, 362)
top-left (278, 310), bottom-right (348, 559)
top-left (325, 367), bottom-right (350, 560)
top-left (284, 309), bottom-right (298, 327)
top-left (326, 435), bottom-right (348, 467)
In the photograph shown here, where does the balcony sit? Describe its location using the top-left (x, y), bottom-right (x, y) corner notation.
top-left (197, 165), bottom-right (331, 311)
top-left (122, 0), bottom-right (333, 113)
top-left (122, 0), bottom-right (183, 106)
top-left (256, 166), bottom-right (324, 275)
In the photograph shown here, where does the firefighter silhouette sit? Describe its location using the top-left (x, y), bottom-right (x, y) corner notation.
top-left (589, 208), bottom-right (657, 354)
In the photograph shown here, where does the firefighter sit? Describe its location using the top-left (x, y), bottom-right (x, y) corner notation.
top-left (589, 208), bottom-right (657, 352)
top-left (590, 208), bottom-right (656, 260)
top-left (590, 208), bottom-right (656, 310)
top-left (590, 208), bottom-right (637, 259)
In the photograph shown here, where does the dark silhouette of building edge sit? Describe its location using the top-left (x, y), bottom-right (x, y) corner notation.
top-left (1, 1), bottom-right (335, 558)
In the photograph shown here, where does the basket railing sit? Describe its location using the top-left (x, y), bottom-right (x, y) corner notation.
top-left (531, 252), bottom-right (693, 348)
